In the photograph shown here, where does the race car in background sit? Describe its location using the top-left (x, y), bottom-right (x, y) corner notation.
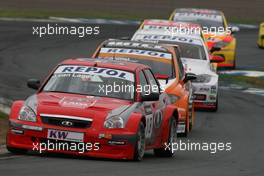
top-left (6, 58), bottom-right (180, 161)
top-left (138, 19), bottom-right (219, 71)
top-left (257, 22), bottom-right (264, 48)
top-left (139, 19), bottom-right (207, 43)
top-left (92, 40), bottom-right (196, 136)
top-left (170, 8), bottom-right (238, 69)
top-left (132, 28), bottom-right (222, 111)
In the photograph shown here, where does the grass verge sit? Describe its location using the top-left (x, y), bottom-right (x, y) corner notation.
top-left (219, 74), bottom-right (264, 89)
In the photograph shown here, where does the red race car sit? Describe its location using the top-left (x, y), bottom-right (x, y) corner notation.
top-left (6, 58), bottom-right (180, 161)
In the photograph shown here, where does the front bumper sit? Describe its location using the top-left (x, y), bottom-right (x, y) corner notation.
top-left (214, 48), bottom-right (236, 69)
top-left (194, 102), bottom-right (217, 110)
top-left (192, 81), bottom-right (218, 110)
top-left (6, 120), bottom-right (137, 160)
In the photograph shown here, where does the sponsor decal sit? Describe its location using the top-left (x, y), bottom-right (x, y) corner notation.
top-left (106, 41), bottom-right (167, 51)
top-left (193, 94), bottom-right (206, 101)
top-left (144, 104), bottom-right (154, 139)
top-left (55, 65), bottom-right (134, 82)
top-left (154, 110), bottom-right (163, 128)
top-left (143, 20), bottom-right (200, 28)
top-left (200, 87), bottom-right (210, 92)
top-left (59, 97), bottom-right (97, 109)
top-left (134, 34), bottom-right (202, 46)
top-left (100, 47), bottom-right (172, 59)
top-left (142, 21), bottom-right (201, 32)
top-left (174, 12), bottom-right (222, 22)
top-left (47, 129), bottom-right (84, 142)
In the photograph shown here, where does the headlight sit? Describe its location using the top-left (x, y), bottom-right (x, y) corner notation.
top-left (104, 116), bottom-right (124, 128)
top-left (18, 106), bottom-right (37, 122)
top-left (168, 94), bottom-right (180, 104)
top-left (192, 74), bottom-right (212, 83)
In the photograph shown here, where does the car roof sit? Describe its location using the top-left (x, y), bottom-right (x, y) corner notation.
top-left (174, 8), bottom-right (222, 15)
top-left (101, 39), bottom-right (174, 53)
top-left (60, 58), bottom-right (149, 72)
top-left (133, 29), bottom-right (204, 44)
top-left (142, 19), bottom-right (202, 28)
top-left (132, 29), bottom-right (205, 46)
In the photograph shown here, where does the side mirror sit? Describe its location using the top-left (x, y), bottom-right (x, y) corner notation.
top-left (230, 26), bottom-right (240, 34)
top-left (210, 55), bottom-right (225, 63)
top-left (27, 79), bottom-right (40, 90)
top-left (183, 73), bottom-right (197, 83)
top-left (155, 74), bottom-right (169, 84)
top-left (210, 46), bottom-right (221, 53)
top-left (141, 92), bottom-right (160, 101)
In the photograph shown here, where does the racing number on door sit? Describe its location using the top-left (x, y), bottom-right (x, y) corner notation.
top-left (145, 114), bottom-right (153, 138)
top-left (144, 104), bottom-right (153, 139)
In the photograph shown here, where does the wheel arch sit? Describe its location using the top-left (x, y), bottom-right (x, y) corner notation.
top-left (161, 105), bottom-right (180, 143)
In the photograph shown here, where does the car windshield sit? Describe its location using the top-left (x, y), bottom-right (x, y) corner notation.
top-left (174, 13), bottom-right (224, 29)
top-left (133, 34), bottom-right (206, 60)
top-left (98, 47), bottom-right (175, 79)
top-left (43, 65), bottom-right (135, 100)
top-left (172, 42), bottom-right (206, 60)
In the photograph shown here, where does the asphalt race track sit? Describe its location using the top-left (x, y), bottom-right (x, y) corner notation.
top-left (0, 21), bottom-right (264, 176)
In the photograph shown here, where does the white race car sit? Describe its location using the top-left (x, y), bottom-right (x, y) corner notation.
top-left (132, 27), bottom-right (221, 111)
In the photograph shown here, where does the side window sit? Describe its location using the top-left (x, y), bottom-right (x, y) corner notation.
top-left (175, 47), bottom-right (185, 80)
top-left (144, 69), bottom-right (160, 94)
top-left (139, 70), bottom-right (149, 96)
top-left (170, 58), bottom-right (176, 79)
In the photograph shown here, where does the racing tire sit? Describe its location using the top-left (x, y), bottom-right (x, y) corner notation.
top-left (154, 118), bottom-right (177, 157)
top-left (6, 146), bottom-right (28, 155)
top-left (133, 122), bottom-right (145, 161)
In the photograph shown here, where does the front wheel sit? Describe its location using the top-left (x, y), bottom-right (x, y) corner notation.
top-left (154, 118), bottom-right (177, 157)
top-left (133, 122), bottom-right (145, 161)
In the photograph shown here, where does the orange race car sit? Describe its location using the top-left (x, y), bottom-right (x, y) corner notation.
top-left (91, 39), bottom-right (196, 136)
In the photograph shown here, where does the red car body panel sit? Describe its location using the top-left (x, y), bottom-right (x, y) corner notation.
top-left (7, 58), bottom-right (179, 160)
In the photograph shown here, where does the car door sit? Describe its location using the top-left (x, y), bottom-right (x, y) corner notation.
top-left (142, 69), bottom-right (165, 145)
top-left (138, 70), bottom-right (155, 146)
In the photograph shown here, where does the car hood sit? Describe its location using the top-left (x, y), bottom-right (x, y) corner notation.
top-left (181, 58), bottom-right (212, 75)
top-left (204, 32), bottom-right (227, 40)
top-left (26, 92), bottom-right (133, 122)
